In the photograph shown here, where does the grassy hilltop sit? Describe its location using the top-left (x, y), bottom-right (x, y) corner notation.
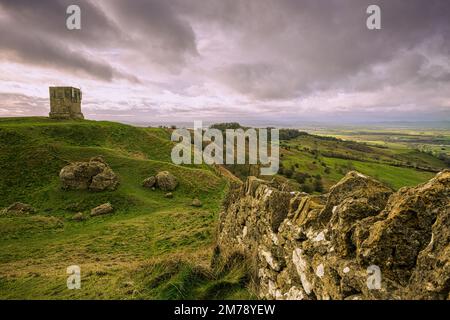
top-left (0, 117), bottom-right (251, 299)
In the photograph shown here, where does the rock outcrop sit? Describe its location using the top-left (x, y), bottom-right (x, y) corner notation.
top-left (72, 212), bottom-right (84, 221)
top-left (191, 198), bottom-right (202, 207)
top-left (216, 170), bottom-right (450, 300)
top-left (90, 203), bottom-right (114, 216)
top-left (155, 171), bottom-right (178, 191)
top-left (59, 156), bottom-right (119, 191)
top-left (142, 171), bottom-right (178, 191)
top-left (1, 202), bottom-right (36, 215)
top-left (142, 176), bottom-right (156, 188)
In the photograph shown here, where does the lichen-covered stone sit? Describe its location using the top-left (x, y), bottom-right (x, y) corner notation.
top-left (216, 170), bottom-right (450, 300)
top-left (155, 171), bottom-right (178, 191)
top-left (90, 167), bottom-right (119, 192)
top-left (191, 198), bottom-right (202, 207)
top-left (165, 192), bottom-right (174, 198)
top-left (90, 203), bottom-right (114, 216)
top-left (72, 212), bottom-right (84, 221)
top-left (357, 169), bottom-right (450, 286)
top-left (59, 157), bottom-right (119, 191)
top-left (1, 202), bottom-right (36, 215)
top-left (142, 176), bottom-right (156, 188)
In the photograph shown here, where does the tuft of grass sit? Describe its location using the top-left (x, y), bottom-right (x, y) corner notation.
top-left (135, 253), bottom-right (255, 300)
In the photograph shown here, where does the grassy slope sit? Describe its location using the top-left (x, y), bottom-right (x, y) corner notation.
top-left (0, 117), bottom-right (252, 299)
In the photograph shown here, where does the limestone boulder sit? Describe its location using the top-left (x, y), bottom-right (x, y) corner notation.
top-left (155, 171), bottom-right (178, 191)
top-left (142, 176), bottom-right (156, 188)
top-left (407, 201), bottom-right (450, 299)
top-left (357, 169), bottom-right (450, 285)
top-left (59, 157), bottom-right (119, 191)
top-left (191, 198), bottom-right (202, 207)
top-left (323, 171), bottom-right (392, 225)
top-left (90, 167), bottom-right (119, 191)
top-left (72, 212), bottom-right (85, 221)
top-left (90, 203), bottom-right (114, 216)
top-left (1, 202), bottom-right (36, 215)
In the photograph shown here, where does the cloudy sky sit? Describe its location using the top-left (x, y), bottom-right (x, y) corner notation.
top-left (0, 0), bottom-right (449, 125)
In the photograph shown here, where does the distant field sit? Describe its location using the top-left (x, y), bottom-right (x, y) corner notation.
top-left (276, 128), bottom-right (448, 191)
top-left (308, 127), bottom-right (450, 155)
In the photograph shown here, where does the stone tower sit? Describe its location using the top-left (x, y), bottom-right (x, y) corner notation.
top-left (49, 86), bottom-right (84, 119)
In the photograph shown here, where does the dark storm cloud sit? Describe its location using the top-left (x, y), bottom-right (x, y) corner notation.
top-left (0, 24), bottom-right (116, 81)
top-left (0, 0), bottom-right (128, 80)
top-left (0, 0), bottom-right (121, 45)
top-left (182, 0), bottom-right (450, 99)
top-left (109, 0), bottom-right (198, 67)
top-left (0, 0), bottom-right (198, 80)
top-left (217, 63), bottom-right (299, 100)
top-left (1, 0), bottom-right (448, 92)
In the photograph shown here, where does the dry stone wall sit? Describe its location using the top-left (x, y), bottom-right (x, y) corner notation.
top-left (217, 170), bottom-right (450, 300)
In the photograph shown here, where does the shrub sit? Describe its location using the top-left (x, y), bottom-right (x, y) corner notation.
top-left (300, 183), bottom-right (313, 193)
top-left (313, 179), bottom-right (324, 192)
top-left (294, 172), bottom-right (307, 184)
top-left (284, 168), bottom-right (294, 178)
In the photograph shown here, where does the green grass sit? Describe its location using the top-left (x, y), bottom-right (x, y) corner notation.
top-left (1, 117), bottom-right (446, 299)
top-left (0, 117), bottom-right (252, 299)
